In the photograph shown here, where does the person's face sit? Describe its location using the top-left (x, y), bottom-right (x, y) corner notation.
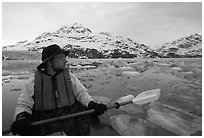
top-left (52, 53), bottom-right (67, 71)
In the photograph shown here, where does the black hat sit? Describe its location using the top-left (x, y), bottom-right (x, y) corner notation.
top-left (37, 44), bottom-right (70, 70)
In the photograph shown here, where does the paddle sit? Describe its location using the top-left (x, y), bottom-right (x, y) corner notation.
top-left (2, 89), bottom-right (160, 135)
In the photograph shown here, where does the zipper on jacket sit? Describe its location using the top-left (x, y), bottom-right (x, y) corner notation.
top-left (52, 76), bottom-right (58, 109)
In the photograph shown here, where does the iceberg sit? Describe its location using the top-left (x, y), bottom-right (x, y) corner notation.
top-left (147, 102), bottom-right (202, 136)
top-left (110, 114), bottom-right (146, 136)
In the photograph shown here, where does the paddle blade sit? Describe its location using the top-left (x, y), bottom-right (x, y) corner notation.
top-left (115, 95), bottom-right (134, 104)
top-left (133, 89), bottom-right (160, 105)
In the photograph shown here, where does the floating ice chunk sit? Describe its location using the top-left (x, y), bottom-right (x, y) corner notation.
top-left (171, 67), bottom-right (182, 71)
top-left (83, 65), bottom-right (97, 69)
top-left (91, 86), bottom-right (104, 93)
top-left (2, 70), bottom-right (12, 76)
top-left (122, 71), bottom-right (140, 77)
top-left (2, 75), bottom-right (16, 81)
top-left (2, 75), bottom-right (11, 81)
top-left (127, 62), bottom-right (138, 66)
top-left (17, 75), bottom-right (30, 80)
top-left (120, 66), bottom-right (135, 71)
top-left (124, 84), bottom-right (138, 91)
top-left (99, 67), bottom-right (107, 71)
top-left (69, 65), bottom-right (82, 69)
top-left (92, 96), bottom-right (112, 105)
top-left (119, 104), bottom-right (144, 115)
top-left (147, 102), bottom-right (202, 136)
top-left (155, 63), bottom-right (171, 67)
top-left (181, 71), bottom-right (193, 75)
top-left (110, 114), bottom-right (146, 136)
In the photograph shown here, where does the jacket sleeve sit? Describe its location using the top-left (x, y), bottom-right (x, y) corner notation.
top-left (14, 75), bottom-right (35, 120)
top-left (70, 72), bottom-right (93, 107)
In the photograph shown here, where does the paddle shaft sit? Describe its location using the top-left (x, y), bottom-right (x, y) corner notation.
top-left (2, 100), bottom-right (133, 135)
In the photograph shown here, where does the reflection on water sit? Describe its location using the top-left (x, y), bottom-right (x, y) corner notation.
top-left (2, 79), bottom-right (25, 129)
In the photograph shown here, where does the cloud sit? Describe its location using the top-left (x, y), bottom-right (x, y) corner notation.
top-left (2, 2), bottom-right (202, 46)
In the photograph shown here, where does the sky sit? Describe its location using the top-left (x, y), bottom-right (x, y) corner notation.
top-left (2, 2), bottom-right (202, 47)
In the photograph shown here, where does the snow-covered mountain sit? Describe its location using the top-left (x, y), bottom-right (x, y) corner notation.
top-left (3, 40), bottom-right (30, 51)
top-left (3, 23), bottom-right (202, 58)
top-left (2, 23), bottom-right (158, 58)
top-left (156, 33), bottom-right (202, 58)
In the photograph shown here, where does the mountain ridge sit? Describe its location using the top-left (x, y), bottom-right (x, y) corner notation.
top-left (156, 33), bottom-right (202, 58)
top-left (3, 23), bottom-right (202, 58)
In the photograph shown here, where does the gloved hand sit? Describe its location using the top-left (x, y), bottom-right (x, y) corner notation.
top-left (10, 112), bottom-right (32, 136)
top-left (88, 101), bottom-right (107, 116)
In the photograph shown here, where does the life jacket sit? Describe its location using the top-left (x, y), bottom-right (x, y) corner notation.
top-left (31, 100), bottom-right (90, 135)
top-left (34, 69), bottom-right (75, 111)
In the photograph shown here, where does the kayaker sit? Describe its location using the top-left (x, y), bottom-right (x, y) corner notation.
top-left (10, 44), bottom-right (107, 136)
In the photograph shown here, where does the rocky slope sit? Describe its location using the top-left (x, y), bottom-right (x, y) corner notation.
top-left (156, 33), bottom-right (202, 58)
